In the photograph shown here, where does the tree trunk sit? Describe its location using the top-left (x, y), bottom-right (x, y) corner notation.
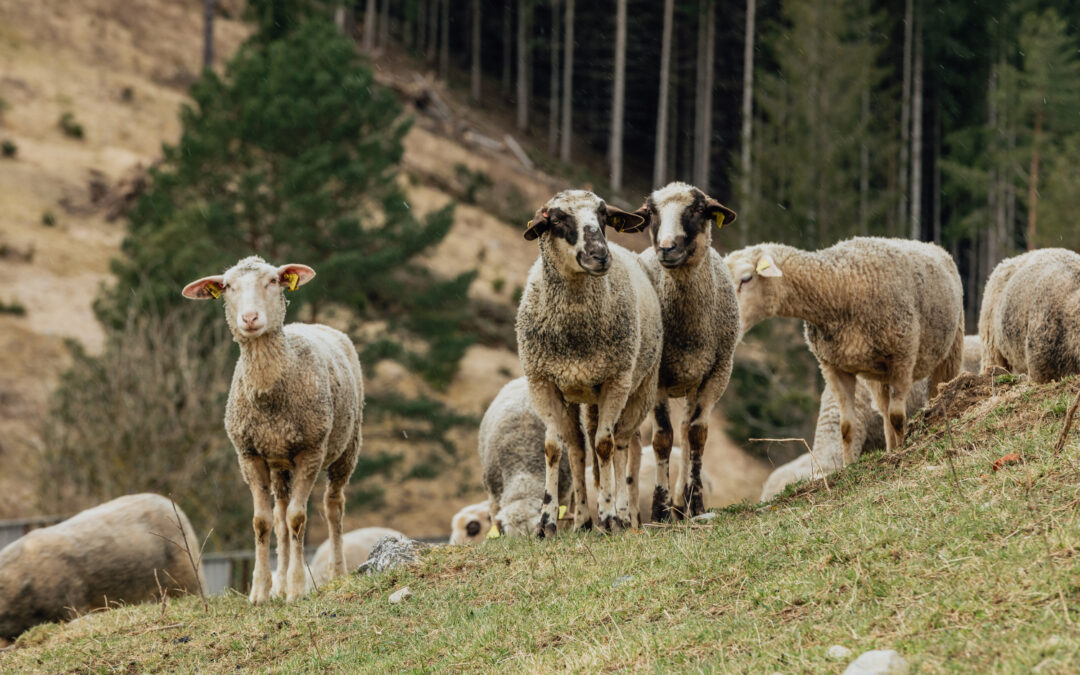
top-left (379, 0), bottom-right (390, 48)
top-left (471, 0), bottom-right (482, 102)
top-left (693, 0), bottom-right (714, 190)
top-left (548, 0), bottom-right (561, 154)
top-left (502, 1), bottom-right (513, 98)
top-left (364, 0), bottom-right (376, 51)
top-left (653, 0), bottom-right (675, 187)
top-left (203, 0), bottom-right (215, 70)
top-left (693, 5), bottom-right (707, 185)
top-left (910, 14), bottom-right (923, 240)
top-left (439, 0), bottom-right (450, 79)
top-left (932, 108), bottom-right (942, 244)
top-left (739, 0), bottom-right (755, 245)
top-left (1026, 107), bottom-right (1043, 250)
top-left (559, 0), bottom-right (575, 162)
top-left (859, 83), bottom-right (870, 234)
top-left (610, 0), bottom-right (627, 190)
top-left (897, 0), bottom-right (913, 234)
top-left (986, 61), bottom-right (1000, 279)
top-left (427, 0), bottom-right (438, 64)
top-left (517, 0), bottom-right (530, 130)
top-left (417, 0), bottom-right (427, 53)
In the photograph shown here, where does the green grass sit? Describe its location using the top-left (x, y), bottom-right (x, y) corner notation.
top-left (5, 380), bottom-right (1080, 672)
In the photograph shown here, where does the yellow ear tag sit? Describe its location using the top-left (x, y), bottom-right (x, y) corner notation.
top-left (611, 216), bottom-right (621, 229)
top-left (715, 213), bottom-right (725, 228)
top-left (486, 523), bottom-right (500, 539)
top-left (558, 504), bottom-right (568, 519)
top-left (756, 259), bottom-right (773, 273)
top-left (207, 283), bottom-right (221, 299)
top-left (284, 272), bottom-right (299, 292)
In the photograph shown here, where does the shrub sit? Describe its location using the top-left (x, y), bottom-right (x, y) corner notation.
top-left (1, 139), bottom-right (16, 158)
top-left (58, 112), bottom-right (84, 139)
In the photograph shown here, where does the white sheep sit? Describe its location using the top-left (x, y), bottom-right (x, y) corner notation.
top-left (308, 527), bottom-right (404, 587)
top-left (634, 182), bottom-right (740, 520)
top-left (449, 502), bottom-right (493, 545)
top-left (183, 256), bottom-right (363, 603)
top-left (726, 237), bottom-right (964, 463)
top-left (979, 248), bottom-right (1080, 383)
top-left (759, 335), bottom-right (982, 501)
top-left (516, 189), bottom-right (663, 534)
top-left (0, 494), bottom-right (204, 640)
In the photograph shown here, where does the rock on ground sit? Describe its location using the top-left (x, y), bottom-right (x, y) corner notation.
top-left (356, 535), bottom-right (428, 575)
top-left (827, 645), bottom-right (854, 660)
top-left (843, 650), bottom-right (909, 675)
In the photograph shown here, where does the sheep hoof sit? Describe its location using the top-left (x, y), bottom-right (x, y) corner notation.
top-left (249, 585), bottom-right (271, 605)
top-left (576, 518), bottom-right (593, 532)
top-left (651, 487), bottom-right (672, 522)
top-left (536, 513), bottom-right (557, 539)
top-left (688, 487), bottom-right (705, 517)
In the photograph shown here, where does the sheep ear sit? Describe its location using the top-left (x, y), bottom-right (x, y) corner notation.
top-left (756, 254), bottom-right (783, 278)
top-left (523, 210), bottom-right (551, 241)
top-left (276, 264), bottom-right (316, 291)
top-left (182, 275), bottom-right (225, 300)
top-left (704, 198), bottom-right (737, 228)
top-left (607, 206), bottom-right (647, 233)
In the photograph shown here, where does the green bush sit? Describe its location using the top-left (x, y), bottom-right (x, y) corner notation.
top-left (1, 139), bottom-right (16, 158)
top-left (58, 112), bottom-right (84, 139)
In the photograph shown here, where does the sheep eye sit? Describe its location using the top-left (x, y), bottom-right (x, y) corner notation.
top-left (741, 274), bottom-right (753, 284)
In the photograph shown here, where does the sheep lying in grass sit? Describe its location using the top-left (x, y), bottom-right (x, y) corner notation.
top-left (980, 248), bottom-right (1080, 383)
top-left (516, 189), bottom-right (663, 534)
top-left (480, 378), bottom-right (572, 537)
top-left (309, 527), bottom-right (404, 587)
top-left (726, 238), bottom-right (964, 464)
top-left (449, 502), bottom-right (493, 545)
top-left (759, 336), bottom-right (983, 501)
top-left (0, 494), bottom-right (204, 640)
top-left (635, 182), bottom-right (740, 520)
top-left (183, 256), bottom-right (363, 603)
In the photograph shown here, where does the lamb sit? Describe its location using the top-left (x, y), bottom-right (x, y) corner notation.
top-left (0, 494), bottom-right (204, 640)
top-left (516, 189), bottom-right (663, 534)
top-left (309, 527), bottom-right (404, 587)
top-left (726, 237), bottom-right (964, 464)
top-left (634, 182), bottom-right (740, 520)
top-left (979, 248), bottom-right (1080, 383)
top-left (449, 502), bottom-right (493, 545)
top-left (759, 336), bottom-right (982, 501)
top-left (479, 378), bottom-right (573, 536)
top-left (183, 256), bottom-right (363, 603)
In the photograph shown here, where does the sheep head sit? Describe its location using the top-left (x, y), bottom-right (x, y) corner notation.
top-left (725, 246), bottom-right (784, 337)
top-left (523, 189), bottom-right (644, 277)
top-left (636, 182), bottom-right (736, 269)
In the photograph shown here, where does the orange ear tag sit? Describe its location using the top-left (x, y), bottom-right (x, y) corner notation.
top-left (284, 272), bottom-right (299, 291)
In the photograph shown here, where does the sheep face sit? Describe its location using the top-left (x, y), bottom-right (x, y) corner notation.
top-left (449, 502), bottom-right (492, 545)
top-left (181, 256), bottom-right (315, 340)
top-left (635, 182), bottom-right (736, 269)
top-left (523, 189), bottom-right (644, 277)
top-left (725, 246), bottom-right (784, 335)
top-left (494, 500), bottom-right (540, 538)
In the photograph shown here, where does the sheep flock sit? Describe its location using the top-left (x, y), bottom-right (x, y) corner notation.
top-left (2, 180), bottom-right (1079, 642)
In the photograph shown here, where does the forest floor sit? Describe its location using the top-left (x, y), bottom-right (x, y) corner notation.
top-left (4, 374), bottom-right (1079, 672)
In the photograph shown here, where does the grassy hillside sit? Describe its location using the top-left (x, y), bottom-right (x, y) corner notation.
top-left (4, 374), bottom-right (1079, 672)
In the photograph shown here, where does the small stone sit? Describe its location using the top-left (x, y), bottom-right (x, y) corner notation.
top-left (357, 535), bottom-right (428, 575)
top-left (612, 575), bottom-right (633, 587)
top-left (843, 650), bottom-right (909, 675)
top-left (692, 512), bottom-right (718, 522)
top-left (827, 645), bottom-right (853, 660)
top-left (388, 586), bottom-right (411, 604)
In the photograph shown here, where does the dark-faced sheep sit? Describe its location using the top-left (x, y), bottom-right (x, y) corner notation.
top-left (183, 256), bottom-right (363, 603)
top-left (979, 248), bottom-right (1080, 383)
top-left (0, 494), bottom-right (204, 640)
top-left (726, 237), bottom-right (964, 463)
top-left (516, 189), bottom-right (663, 535)
top-left (635, 182), bottom-right (740, 520)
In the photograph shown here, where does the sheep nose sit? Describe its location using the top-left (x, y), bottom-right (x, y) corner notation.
top-left (658, 238), bottom-right (676, 252)
top-left (241, 312), bottom-right (259, 326)
top-left (591, 250), bottom-right (609, 265)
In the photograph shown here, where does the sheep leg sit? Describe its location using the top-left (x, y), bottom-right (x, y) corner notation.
top-left (613, 438), bottom-right (630, 529)
top-left (627, 432), bottom-right (643, 528)
top-left (595, 377), bottom-right (632, 534)
top-left (868, 380), bottom-right (895, 453)
top-left (284, 449), bottom-right (323, 601)
top-left (269, 469), bottom-right (292, 598)
top-left (821, 366), bottom-right (859, 465)
top-left (680, 402), bottom-right (710, 518)
top-left (650, 398), bottom-right (674, 522)
top-left (325, 447), bottom-right (358, 579)
top-left (887, 377), bottom-right (914, 451)
top-left (238, 455), bottom-right (273, 605)
top-left (567, 405), bottom-right (591, 531)
top-left (587, 405), bottom-right (600, 494)
top-left (527, 380), bottom-right (573, 537)
top-left (672, 415), bottom-right (692, 520)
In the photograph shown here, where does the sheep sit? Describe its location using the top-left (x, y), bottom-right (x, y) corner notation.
top-left (979, 248), bottom-right (1080, 383)
top-left (0, 494), bottom-right (204, 640)
top-left (309, 527), bottom-right (404, 587)
top-left (182, 256), bottom-right (363, 603)
top-left (726, 237), bottom-right (964, 464)
top-left (449, 502), bottom-right (493, 545)
top-left (759, 336), bottom-right (982, 501)
top-left (516, 189), bottom-right (663, 535)
top-left (634, 182), bottom-right (740, 520)
top-left (479, 377), bottom-right (573, 537)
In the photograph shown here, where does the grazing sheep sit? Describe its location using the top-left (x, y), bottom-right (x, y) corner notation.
top-left (0, 494), bottom-right (204, 640)
top-left (449, 502), bottom-right (493, 545)
top-left (634, 182), bottom-right (740, 520)
top-left (516, 189), bottom-right (663, 534)
top-left (480, 378), bottom-right (573, 537)
top-left (309, 527), bottom-right (404, 587)
top-left (979, 248), bottom-right (1080, 383)
top-left (183, 256), bottom-right (363, 603)
top-left (759, 336), bottom-right (983, 501)
top-left (726, 238), bottom-right (964, 463)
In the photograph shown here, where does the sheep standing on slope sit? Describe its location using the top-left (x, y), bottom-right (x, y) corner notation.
top-left (635, 182), bottom-right (740, 520)
top-left (726, 238), bottom-right (964, 463)
top-left (516, 189), bottom-right (663, 535)
top-left (183, 257), bottom-right (363, 603)
top-left (980, 248), bottom-right (1080, 383)
top-left (0, 494), bottom-right (204, 640)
